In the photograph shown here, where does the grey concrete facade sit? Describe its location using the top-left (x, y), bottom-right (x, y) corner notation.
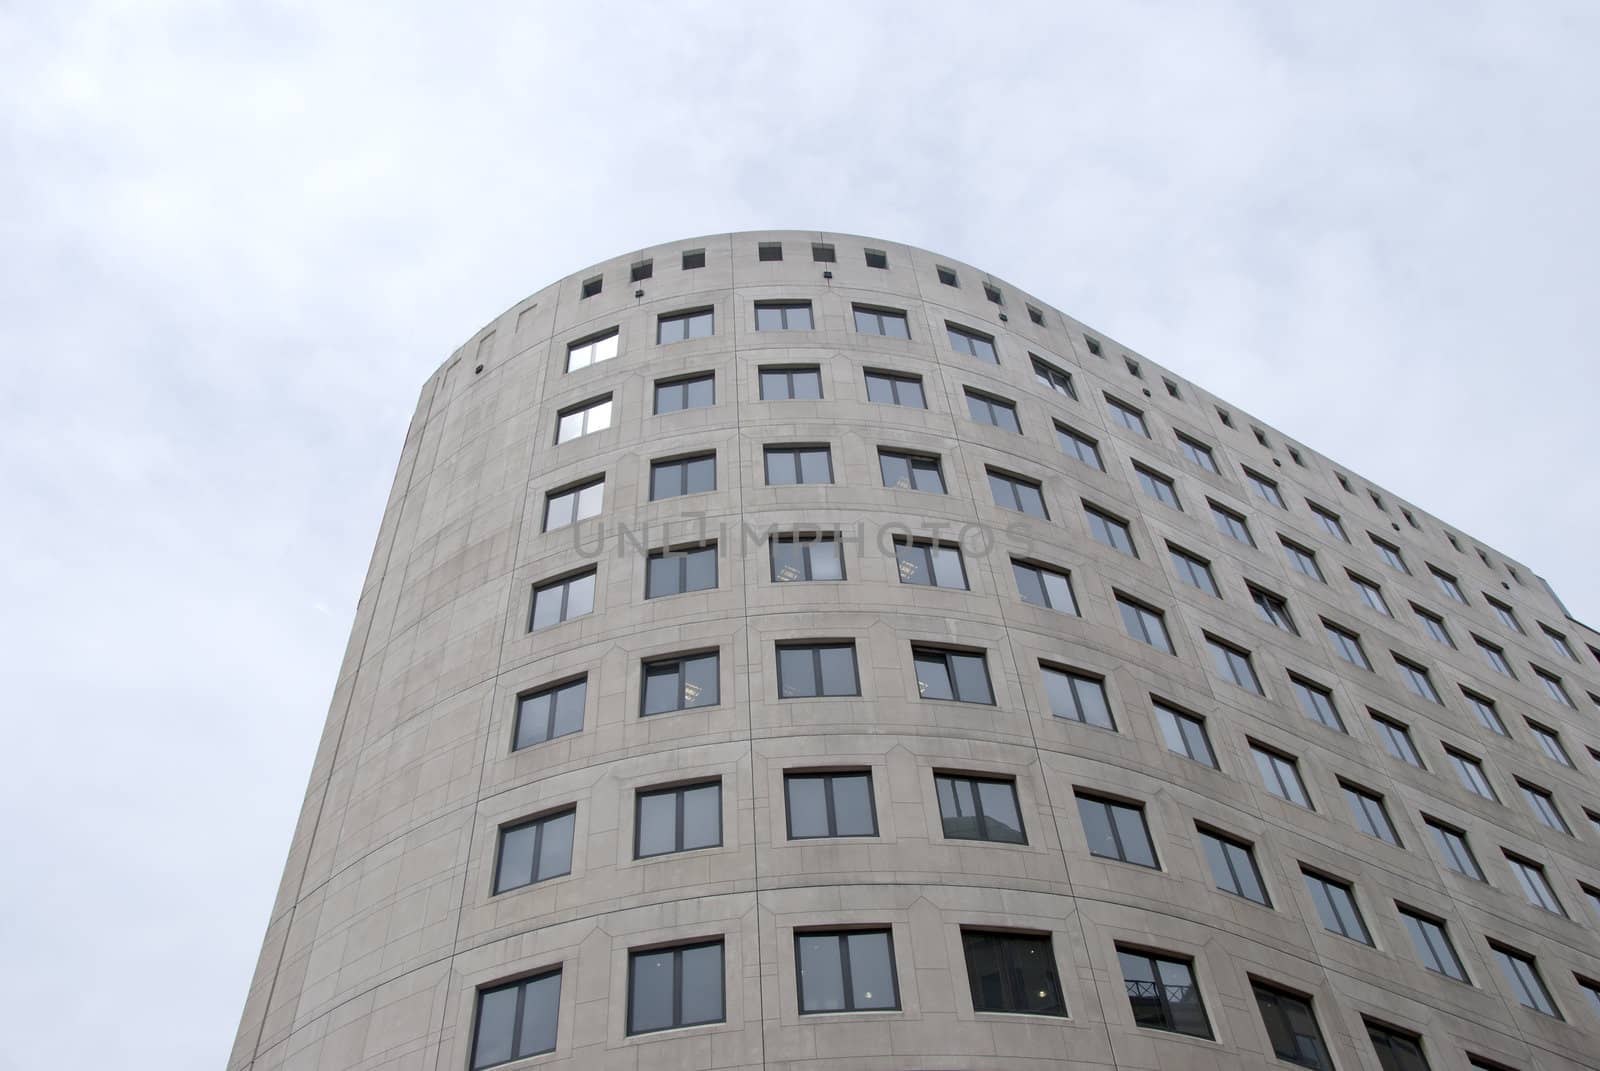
top-left (230, 231), bottom-right (1600, 1071)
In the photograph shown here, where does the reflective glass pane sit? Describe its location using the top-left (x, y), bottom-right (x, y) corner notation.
top-left (937, 776), bottom-right (979, 839)
top-left (831, 774), bottom-right (875, 835)
top-left (819, 646), bottom-right (857, 695)
top-left (809, 540), bottom-right (842, 580)
top-left (915, 655), bottom-right (953, 700)
top-left (518, 973), bottom-right (560, 1057)
top-left (683, 653), bottom-right (719, 708)
top-left (679, 944), bottom-right (723, 1024)
top-left (636, 792), bottom-right (677, 857)
top-left (684, 547), bottom-right (717, 592)
top-left (1112, 806), bottom-right (1155, 866)
top-left (496, 823), bottom-right (537, 893)
top-left (778, 647), bottom-right (817, 697)
top-left (535, 811), bottom-right (574, 882)
top-left (628, 951), bottom-right (674, 1033)
top-left (566, 574), bottom-right (594, 618)
top-left (849, 932), bottom-right (897, 1009)
top-left (681, 784), bottom-right (720, 850)
top-left (952, 653), bottom-right (992, 703)
top-left (798, 935), bottom-right (845, 1012)
top-left (977, 781), bottom-right (1024, 843)
top-left (786, 777), bottom-right (829, 837)
top-left (642, 662), bottom-right (681, 715)
top-left (1078, 798), bottom-right (1118, 859)
top-left (799, 448), bottom-right (831, 484)
top-left (472, 985), bottom-right (518, 1068)
top-left (515, 690), bottom-right (554, 749)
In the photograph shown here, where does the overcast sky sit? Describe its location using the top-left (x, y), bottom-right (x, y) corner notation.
top-left (2, 3), bottom-right (1597, 1068)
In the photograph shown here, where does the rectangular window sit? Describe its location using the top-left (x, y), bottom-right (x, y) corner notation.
top-left (580, 275), bottom-right (601, 299)
top-left (1372, 535), bottom-right (1408, 573)
top-left (935, 264), bottom-right (958, 285)
top-left (1076, 793), bottom-right (1159, 867)
top-left (1490, 944), bottom-right (1560, 1017)
top-left (1155, 701), bottom-right (1217, 767)
top-left (1085, 504), bottom-right (1135, 555)
top-left (1399, 908), bottom-right (1468, 983)
top-left (1245, 469), bottom-right (1286, 507)
top-left (1043, 665), bottom-right (1113, 728)
top-left (1055, 423), bottom-right (1104, 469)
top-left (1085, 335), bottom-right (1103, 357)
top-left (964, 931), bottom-right (1067, 1016)
top-left (653, 371), bottom-right (715, 413)
top-left (759, 365), bottom-right (822, 399)
top-left (1253, 744), bottom-right (1311, 806)
top-left (1372, 712), bottom-right (1424, 768)
top-left (635, 781), bottom-right (722, 858)
top-left (1528, 721), bottom-right (1573, 766)
top-left (529, 569), bottom-right (596, 630)
top-left (811, 242), bottom-right (835, 263)
top-left (1535, 667), bottom-right (1575, 707)
top-left (1487, 597), bottom-right (1523, 633)
top-left (630, 258), bottom-right (653, 282)
top-left (1445, 748), bottom-right (1497, 800)
top-left (1394, 655), bottom-right (1441, 703)
top-left (1430, 566), bottom-right (1467, 603)
top-left (681, 248), bottom-right (705, 270)
top-left (566, 328), bottom-right (619, 372)
top-left (555, 395), bottom-right (612, 443)
top-left (853, 305), bottom-right (910, 338)
top-left (1031, 355), bottom-right (1076, 398)
top-left (757, 241), bottom-right (782, 261)
top-left (1541, 624), bottom-right (1577, 660)
top-left (1176, 433), bottom-right (1219, 473)
top-left (1117, 595), bottom-right (1173, 653)
top-left (1135, 464), bottom-right (1181, 509)
top-left (544, 476), bottom-right (604, 531)
top-left (1342, 782), bottom-right (1400, 844)
top-left (1200, 828), bottom-right (1270, 904)
top-left (770, 533), bottom-right (843, 582)
top-left (1282, 538), bottom-right (1324, 581)
top-left (965, 388), bottom-right (1021, 432)
top-left (893, 538), bottom-right (968, 589)
top-left (987, 469), bottom-right (1048, 518)
top-left (947, 322), bottom-right (998, 362)
top-left (1118, 948), bottom-right (1210, 1037)
top-left (1013, 559), bottom-right (1078, 613)
top-left (627, 940), bottom-right (724, 1034)
top-left (1325, 621), bottom-right (1372, 669)
top-left (1462, 688), bottom-right (1507, 735)
top-left (776, 642), bottom-right (860, 698)
top-left (1350, 573), bottom-right (1391, 615)
top-left (1310, 503), bottom-right (1348, 541)
top-left (1366, 1021), bottom-right (1432, 1071)
top-left (1520, 781), bottom-right (1570, 833)
top-left (1301, 870), bottom-right (1371, 944)
top-left (1251, 586), bottom-right (1298, 634)
top-left (863, 369), bottom-right (926, 408)
top-left (785, 771), bottom-right (877, 837)
top-left (1413, 605), bottom-right (1453, 647)
top-left (494, 808), bottom-right (576, 894)
top-left (471, 970), bottom-right (561, 1069)
top-left (1028, 304), bottom-right (1045, 325)
top-left (1506, 854), bottom-right (1565, 914)
top-left (864, 248), bottom-right (888, 269)
top-left (656, 307), bottom-right (714, 343)
top-left (1210, 637), bottom-right (1264, 694)
top-left (1210, 501), bottom-right (1254, 546)
top-left (765, 445), bottom-right (834, 485)
top-left (984, 283), bottom-right (1004, 305)
top-left (914, 647), bottom-right (994, 704)
top-left (1105, 395), bottom-right (1150, 436)
top-left (796, 930), bottom-right (899, 1013)
top-left (1163, 377), bottom-right (1182, 398)
top-left (1248, 979), bottom-right (1337, 1062)
top-left (514, 677), bottom-right (586, 751)
top-left (1425, 818), bottom-right (1483, 880)
top-left (878, 449), bottom-right (946, 493)
top-left (1291, 676), bottom-right (1344, 732)
top-left (649, 453), bottom-right (715, 500)
top-left (645, 544), bottom-right (717, 598)
top-left (640, 651), bottom-right (720, 716)
top-left (1168, 544), bottom-right (1219, 596)
top-left (1475, 636), bottom-right (1515, 677)
top-left (936, 773), bottom-right (1026, 842)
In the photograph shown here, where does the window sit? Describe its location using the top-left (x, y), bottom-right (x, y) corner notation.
top-left (471, 970), bottom-right (561, 1069)
top-left (1413, 605), bottom-right (1453, 647)
top-left (1013, 559), bottom-right (1078, 613)
top-left (1528, 721), bottom-right (1572, 766)
top-left (987, 469), bottom-right (1048, 518)
top-left (864, 369), bottom-right (925, 408)
top-left (864, 248), bottom-right (888, 269)
top-left (1372, 535), bottom-right (1408, 573)
top-left (1282, 538), bottom-right (1324, 581)
top-left (1210, 501), bottom-right (1254, 546)
top-left (1370, 489), bottom-right (1386, 511)
top-left (965, 388), bottom-right (1020, 432)
top-left (770, 534), bottom-right (843, 582)
top-left (1372, 713), bottom-right (1424, 768)
top-left (1106, 395), bottom-right (1150, 436)
top-left (1056, 423), bottom-right (1104, 469)
top-left (1394, 656), bottom-right (1441, 703)
top-left (754, 303), bottom-right (813, 334)
top-left (1367, 1021), bottom-right (1432, 1071)
top-left (853, 305), bottom-right (909, 338)
top-left (1446, 748), bottom-right (1497, 800)
top-left (1253, 744), bottom-right (1311, 806)
top-left (1027, 304), bottom-right (1045, 325)
top-left (529, 569), bottom-right (596, 630)
top-left (627, 940), bottom-right (724, 1034)
top-left (878, 449), bottom-right (946, 493)
top-left (681, 248), bottom-right (705, 270)
top-left (645, 544), bottom-right (717, 598)
top-left (1134, 465), bottom-right (1181, 509)
top-left (1251, 586), bottom-right (1297, 634)
top-left (630, 258), bottom-right (653, 282)
top-left (1310, 503), bottom-right (1348, 541)
top-left (757, 241), bottom-right (782, 261)
top-left (1163, 377), bottom-right (1182, 398)
top-left (1520, 780), bottom-right (1570, 833)
top-left (1350, 573), bottom-right (1391, 615)
top-left (494, 808), bottom-right (576, 894)
top-left (1426, 818), bottom-right (1484, 880)
top-left (635, 781), bottom-right (721, 858)
top-left (811, 242), bottom-right (835, 263)
top-left (796, 930), bottom-right (898, 1013)
top-left (1176, 433), bottom-right (1219, 473)
top-left (1486, 597), bottom-right (1523, 633)
top-left (893, 538), bottom-right (968, 589)
top-left (554, 395), bottom-right (612, 443)
top-left (544, 476), bottom-right (604, 531)
top-left (1155, 702), bottom-right (1217, 767)
top-left (1399, 908), bottom-right (1468, 983)
top-left (1535, 667), bottom-right (1575, 707)
top-left (1210, 637), bottom-right (1264, 694)
top-left (1288, 445), bottom-right (1305, 466)
top-left (653, 371), bottom-right (715, 413)
top-left (1430, 566), bottom-right (1467, 603)
top-left (1200, 828), bottom-right (1270, 904)
top-left (1506, 853), bottom-right (1565, 914)
top-left (1491, 944), bottom-right (1560, 1017)
top-left (657, 307), bottom-right (714, 343)
top-left (650, 453), bottom-right (715, 499)
top-left (1343, 782), bottom-right (1400, 844)
top-left (1468, 1058), bottom-right (1516, 1071)
top-left (566, 328), bottom-right (619, 371)
top-left (765, 445), bottom-right (833, 485)
top-left (641, 651), bottom-right (720, 716)
top-left (935, 264), bottom-right (957, 286)
top-left (1245, 469), bottom-right (1286, 507)
top-left (936, 774), bottom-right (1026, 842)
top-left (1301, 870), bottom-right (1371, 944)
top-left (1085, 335), bottom-right (1103, 357)
top-left (1076, 793), bottom-right (1158, 867)
top-left (580, 275), bottom-right (601, 299)
top-left (1254, 979), bottom-right (1331, 1062)
top-left (1325, 621), bottom-right (1372, 669)
top-left (776, 643), bottom-right (860, 698)
top-left (1118, 948), bottom-right (1210, 1037)
top-left (514, 677), bottom-right (586, 751)
top-left (1475, 636), bottom-right (1515, 677)
top-left (785, 771), bottom-right (877, 837)
top-left (1291, 676), bottom-right (1344, 731)
top-left (1124, 355), bottom-right (1142, 378)
top-left (1581, 977), bottom-right (1600, 1019)
top-left (947, 322), bottom-right (998, 363)
top-left (983, 282), bottom-right (1003, 305)
top-left (1462, 689), bottom-right (1508, 735)
top-left (1167, 544), bottom-right (1219, 596)
top-left (1254, 426), bottom-right (1271, 448)
top-left (1542, 624), bottom-right (1577, 660)
top-left (1117, 595), bottom-right (1174, 653)
top-left (1031, 355), bottom-right (1076, 398)
top-left (914, 647), bottom-right (994, 704)
top-left (1336, 472), bottom-right (1352, 492)
top-left (964, 931), bottom-right (1066, 1016)
top-left (1043, 666), bottom-right (1113, 728)
top-left (1084, 504), bottom-right (1135, 554)
top-left (759, 364), bottom-right (822, 400)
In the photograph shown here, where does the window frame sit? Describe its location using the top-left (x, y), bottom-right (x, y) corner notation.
top-left (753, 300), bottom-right (817, 332)
top-left (514, 676), bottom-right (587, 752)
top-left (656, 307), bottom-right (715, 344)
top-left (644, 544), bottom-right (718, 599)
top-left (784, 770), bottom-right (879, 839)
top-left (1076, 792), bottom-right (1160, 868)
top-left (963, 930), bottom-right (1068, 1017)
top-left (652, 371), bottom-right (715, 414)
top-left (878, 448), bottom-right (947, 493)
top-left (493, 807), bottom-right (577, 895)
top-left (764, 444), bottom-right (834, 486)
top-left (471, 968), bottom-right (563, 1069)
top-left (852, 304), bottom-right (910, 338)
top-left (946, 321), bottom-right (998, 362)
top-left (640, 649), bottom-right (721, 717)
top-left (935, 772), bottom-right (1028, 844)
top-left (794, 929), bottom-right (901, 1014)
top-left (913, 646), bottom-right (995, 705)
top-left (775, 642), bottom-right (861, 699)
top-left (554, 394), bottom-right (613, 444)
top-left (1198, 826), bottom-right (1271, 905)
top-left (626, 939), bottom-right (726, 1035)
top-left (863, 368), bottom-right (926, 408)
top-left (634, 780), bottom-right (723, 859)
top-left (1117, 946), bottom-right (1212, 1038)
top-left (769, 532), bottom-right (844, 583)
